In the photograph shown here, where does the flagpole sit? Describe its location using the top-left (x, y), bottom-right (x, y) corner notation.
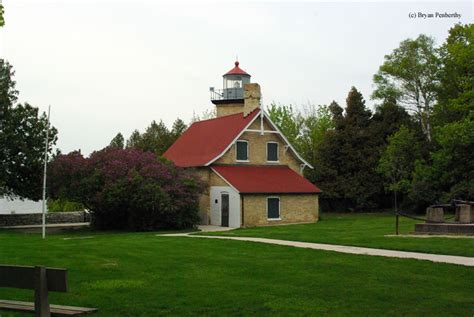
top-left (42, 105), bottom-right (51, 239)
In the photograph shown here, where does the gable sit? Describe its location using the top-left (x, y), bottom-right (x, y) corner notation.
top-left (213, 130), bottom-right (302, 173)
top-left (164, 108), bottom-right (311, 169)
top-left (210, 112), bottom-right (312, 170)
top-left (247, 116), bottom-right (274, 131)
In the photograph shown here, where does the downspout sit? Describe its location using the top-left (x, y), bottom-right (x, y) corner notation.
top-left (240, 194), bottom-right (245, 228)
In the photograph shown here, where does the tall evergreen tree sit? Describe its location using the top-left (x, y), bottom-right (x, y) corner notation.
top-left (125, 118), bottom-right (187, 156)
top-left (369, 101), bottom-right (412, 144)
top-left (170, 118), bottom-right (187, 140)
top-left (126, 130), bottom-right (141, 149)
top-left (0, 60), bottom-right (18, 126)
top-left (109, 132), bottom-right (125, 149)
top-left (0, 3), bottom-right (4, 27)
top-left (314, 87), bottom-right (379, 211)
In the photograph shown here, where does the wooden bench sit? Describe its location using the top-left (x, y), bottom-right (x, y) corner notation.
top-left (0, 264), bottom-right (97, 317)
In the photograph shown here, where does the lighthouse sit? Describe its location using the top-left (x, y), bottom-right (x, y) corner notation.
top-left (210, 61), bottom-right (260, 117)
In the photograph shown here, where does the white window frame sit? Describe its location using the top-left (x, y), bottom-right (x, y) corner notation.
top-left (236, 140), bottom-right (249, 162)
top-left (266, 141), bottom-right (279, 162)
top-left (267, 196), bottom-right (281, 220)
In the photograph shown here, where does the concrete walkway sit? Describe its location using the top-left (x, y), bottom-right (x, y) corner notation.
top-left (158, 233), bottom-right (474, 267)
top-left (197, 225), bottom-right (235, 232)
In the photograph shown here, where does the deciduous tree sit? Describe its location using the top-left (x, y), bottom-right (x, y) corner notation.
top-left (0, 60), bottom-right (58, 199)
top-left (377, 125), bottom-right (421, 198)
top-left (267, 103), bottom-right (304, 150)
top-left (434, 23), bottom-right (474, 126)
top-left (372, 35), bottom-right (440, 142)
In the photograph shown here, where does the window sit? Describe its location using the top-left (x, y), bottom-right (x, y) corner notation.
top-left (236, 140), bottom-right (248, 161)
top-left (267, 142), bottom-right (279, 162)
top-left (267, 197), bottom-right (280, 219)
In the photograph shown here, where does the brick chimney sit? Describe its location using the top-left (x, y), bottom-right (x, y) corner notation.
top-left (243, 83), bottom-right (261, 117)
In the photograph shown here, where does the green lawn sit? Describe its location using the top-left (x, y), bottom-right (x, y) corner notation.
top-left (0, 229), bottom-right (473, 316)
top-left (201, 213), bottom-right (474, 257)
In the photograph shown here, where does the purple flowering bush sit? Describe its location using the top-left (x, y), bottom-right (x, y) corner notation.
top-left (49, 148), bottom-right (203, 230)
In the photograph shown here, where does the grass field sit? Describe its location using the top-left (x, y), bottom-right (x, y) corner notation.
top-left (202, 213), bottom-right (474, 257)
top-left (0, 224), bottom-right (473, 316)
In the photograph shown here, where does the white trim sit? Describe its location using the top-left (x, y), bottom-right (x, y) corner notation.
top-left (267, 196), bottom-right (281, 220)
top-left (204, 109), bottom-right (313, 169)
top-left (235, 139), bottom-right (249, 162)
top-left (300, 163), bottom-right (307, 174)
top-left (210, 186), bottom-right (241, 228)
top-left (220, 191), bottom-right (230, 227)
top-left (260, 111), bottom-right (264, 135)
top-left (205, 110), bottom-right (261, 166)
top-left (266, 141), bottom-right (279, 162)
top-left (261, 111), bottom-right (313, 169)
top-left (210, 167), bottom-right (240, 193)
top-left (245, 129), bottom-right (279, 134)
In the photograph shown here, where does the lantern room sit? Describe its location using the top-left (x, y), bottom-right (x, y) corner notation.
top-left (211, 61), bottom-right (251, 103)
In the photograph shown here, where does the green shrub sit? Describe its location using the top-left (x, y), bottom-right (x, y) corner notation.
top-left (49, 148), bottom-right (203, 230)
top-left (47, 198), bottom-right (85, 212)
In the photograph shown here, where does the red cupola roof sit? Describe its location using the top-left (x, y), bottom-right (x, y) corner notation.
top-left (224, 61), bottom-right (250, 76)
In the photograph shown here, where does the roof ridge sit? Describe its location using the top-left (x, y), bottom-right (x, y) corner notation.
top-left (193, 108), bottom-right (260, 124)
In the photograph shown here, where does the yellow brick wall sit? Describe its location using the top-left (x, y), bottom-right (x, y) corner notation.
top-left (216, 103), bottom-right (245, 117)
top-left (213, 131), bottom-right (302, 174)
top-left (243, 84), bottom-right (261, 116)
top-left (194, 168), bottom-right (231, 224)
top-left (210, 170), bottom-right (228, 186)
top-left (248, 116), bottom-right (273, 130)
top-left (242, 194), bottom-right (319, 227)
top-left (194, 168), bottom-right (210, 224)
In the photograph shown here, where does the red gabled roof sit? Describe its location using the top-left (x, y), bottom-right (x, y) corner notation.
top-left (224, 61), bottom-right (250, 76)
top-left (212, 165), bottom-right (321, 194)
top-left (163, 110), bottom-right (260, 167)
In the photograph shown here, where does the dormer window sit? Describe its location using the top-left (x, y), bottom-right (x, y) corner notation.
top-left (236, 140), bottom-right (249, 161)
top-left (267, 142), bottom-right (279, 162)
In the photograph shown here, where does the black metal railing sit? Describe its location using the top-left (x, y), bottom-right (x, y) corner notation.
top-left (210, 88), bottom-right (244, 101)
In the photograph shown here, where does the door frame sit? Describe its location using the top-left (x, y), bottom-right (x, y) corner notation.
top-left (210, 186), bottom-right (241, 228)
top-left (220, 192), bottom-right (229, 227)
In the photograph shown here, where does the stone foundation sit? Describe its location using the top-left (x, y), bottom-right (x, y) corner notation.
top-left (0, 211), bottom-right (90, 227)
top-left (426, 207), bottom-right (444, 223)
top-left (415, 223), bottom-right (474, 235)
top-left (457, 204), bottom-right (474, 224)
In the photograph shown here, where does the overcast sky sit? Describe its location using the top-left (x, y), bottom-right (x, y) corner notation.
top-left (0, 0), bottom-right (472, 155)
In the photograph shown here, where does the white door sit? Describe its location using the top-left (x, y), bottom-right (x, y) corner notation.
top-left (210, 186), bottom-right (241, 228)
